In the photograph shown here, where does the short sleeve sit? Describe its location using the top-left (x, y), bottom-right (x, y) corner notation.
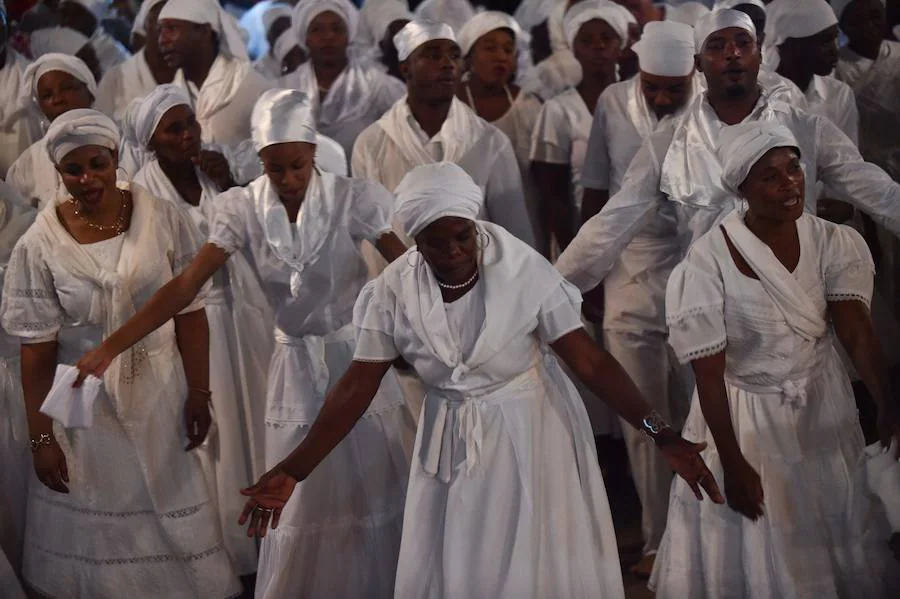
top-left (536, 277), bottom-right (584, 344)
top-left (665, 245), bottom-right (728, 364)
top-left (352, 279), bottom-right (400, 362)
top-left (530, 98), bottom-right (572, 165)
top-left (165, 201), bottom-right (209, 315)
top-left (580, 98), bottom-right (610, 191)
top-left (1, 236), bottom-right (64, 342)
top-left (823, 223), bottom-right (875, 308)
top-left (347, 180), bottom-right (394, 243)
top-left (208, 187), bottom-right (253, 255)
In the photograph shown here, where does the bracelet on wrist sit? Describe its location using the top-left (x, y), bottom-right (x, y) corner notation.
top-left (30, 432), bottom-right (53, 453)
top-left (640, 410), bottom-right (672, 443)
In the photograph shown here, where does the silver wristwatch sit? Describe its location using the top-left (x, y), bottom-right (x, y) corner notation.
top-left (640, 410), bottom-right (671, 439)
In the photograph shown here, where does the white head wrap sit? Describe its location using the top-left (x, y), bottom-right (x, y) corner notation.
top-left (45, 108), bottom-right (119, 164)
top-left (666, 1), bottom-right (711, 26)
top-left (272, 28), bottom-right (298, 61)
top-left (251, 88), bottom-right (317, 152)
top-left (262, 3), bottom-right (292, 35)
top-left (395, 162), bottom-right (483, 238)
top-left (23, 53), bottom-right (98, 110)
top-left (718, 121), bottom-right (800, 195)
top-left (564, 0), bottom-right (632, 50)
top-left (292, 0), bottom-right (358, 50)
top-left (62, 0), bottom-right (109, 19)
top-left (123, 84), bottom-right (192, 149)
top-left (713, 0), bottom-right (766, 11)
top-left (694, 8), bottom-right (756, 52)
top-left (371, 1), bottom-right (414, 44)
top-left (131, 0), bottom-right (168, 39)
top-left (633, 21), bottom-right (695, 77)
top-left (314, 133), bottom-right (348, 175)
top-left (394, 19), bottom-right (457, 61)
top-left (158, 0), bottom-right (249, 60)
top-left (28, 26), bottom-right (90, 57)
top-left (457, 11), bottom-right (525, 56)
top-left (765, 0), bottom-right (837, 47)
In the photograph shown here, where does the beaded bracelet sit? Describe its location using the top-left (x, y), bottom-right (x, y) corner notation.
top-left (30, 433), bottom-right (53, 453)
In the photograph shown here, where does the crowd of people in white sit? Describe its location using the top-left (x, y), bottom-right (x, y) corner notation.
top-left (0, 0), bottom-right (898, 597)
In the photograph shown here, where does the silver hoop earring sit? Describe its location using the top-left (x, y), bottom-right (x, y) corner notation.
top-left (406, 249), bottom-right (422, 268)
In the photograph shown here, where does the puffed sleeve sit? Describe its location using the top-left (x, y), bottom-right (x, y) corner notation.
top-left (208, 187), bottom-right (253, 255)
top-left (530, 97), bottom-right (572, 165)
top-left (165, 200), bottom-right (209, 315)
top-left (347, 180), bottom-right (394, 243)
top-left (665, 244), bottom-right (728, 364)
top-left (535, 277), bottom-right (585, 344)
top-left (823, 223), bottom-right (875, 309)
top-left (1, 236), bottom-right (65, 343)
top-left (352, 278), bottom-right (400, 362)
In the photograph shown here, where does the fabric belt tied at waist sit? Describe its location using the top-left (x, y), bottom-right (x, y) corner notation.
top-left (274, 324), bottom-right (356, 398)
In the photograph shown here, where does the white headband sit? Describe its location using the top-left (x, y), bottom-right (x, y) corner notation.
top-left (694, 8), bottom-right (757, 52)
top-left (719, 121), bottom-right (800, 195)
top-left (29, 26), bottom-right (90, 58)
top-left (159, 0), bottom-right (249, 60)
top-left (633, 21), bottom-right (696, 77)
top-left (45, 108), bottom-right (119, 164)
top-left (395, 162), bottom-right (484, 238)
top-left (456, 11), bottom-right (525, 56)
top-left (563, 0), bottom-right (632, 50)
top-left (292, 0), bottom-right (359, 50)
top-left (251, 88), bottom-right (317, 152)
top-left (394, 19), bottom-right (457, 62)
top-left (123, 83), bottom-right (192, 149)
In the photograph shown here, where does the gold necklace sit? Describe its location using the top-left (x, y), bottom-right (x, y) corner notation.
top-left (70, 189), bottom-right (129, 235)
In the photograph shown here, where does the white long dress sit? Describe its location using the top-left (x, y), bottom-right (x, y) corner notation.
top-left (651, 212), bottom-right (898, 598)
top-left (0, 184), bottom-right (240, 599)
top-left (134, 160), bottom-right (273, 575)
top-left (353, 222), bottom-right (626, 598)
top-left (207, 171), bottom-right (415, 598)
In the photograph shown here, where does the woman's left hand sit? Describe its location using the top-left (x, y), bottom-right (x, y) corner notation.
top-left (194, 150), bottom-right (235, 190)
top-left (184, 390), bottom-right (212, 451)
top-left (656, 430), bottom-right (725, 504)
top-left (239, 464), bottom-right (298, 538)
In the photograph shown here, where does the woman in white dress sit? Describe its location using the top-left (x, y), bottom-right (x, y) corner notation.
top-left (239, 162), bottom-right (722, 598)
top-left (650, 122), bottom-right (900, 598)
top-left (126, 83), bottom-right (273, 577)
top-left (279, 0), bottom-right (406, 157)
top-left (74, 89), bottom-right (417, 598)
top-left (0, 109), bottom-right (239, 598)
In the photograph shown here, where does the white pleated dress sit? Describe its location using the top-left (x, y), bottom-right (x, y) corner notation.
top-left (353, 222), bottom-right (625, 598)
top-left (651, 213), bottom-right (899, 598)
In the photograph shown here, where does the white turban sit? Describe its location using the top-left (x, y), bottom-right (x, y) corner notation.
top-left (45, 108), bottom-right (120, 164)
top-left (666, 1), bottom-right (711, 27)
top-left (633, 21), bottom-right (695, 77)
top-left (314, 133), bottom-right (348, 175)
top-left (159, 0), bottom-right (249, 60)
top-left (457, 11), bottom-right (526, 56)
top-left (718, 121), bottom-right (800, 195)
top-left (272, 28), bottom-right (298, 62)
top-left (563, 0), bottom-right (632, 50)
top-left (765, 0), bottom-right (837, 48)
top-left (63, 0), bottom-right (109, 19)
top-left (28, 26), bottom-right (90, 58)
top-left (395, 162), bottom-right (484, 238)
top-left (131, 0), bottom-right (168, 38)
top-left (713, 0), bottom-right (765, 11)
top-left (262, 3), bottom-right (292, 35)
top-left (251, 88), bottom-right (317, 152)
top-left (292, 0), bottom-right (358, 50)
top-left (694, 8), bottom-right (756, 52)
top-left (394, 19), bottom-right (457, 61)
top-left (23, 53), bottom-right (98, 110)
top-left (123, 84), bottom-right (192, 149)
top-left (370, 1), bottom-right (414, 44)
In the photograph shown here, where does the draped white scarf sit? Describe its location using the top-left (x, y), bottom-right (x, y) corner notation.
top-left (286, 60), bottom-right (381, 130)
top-left (176, 55), bottom-right (252, 140)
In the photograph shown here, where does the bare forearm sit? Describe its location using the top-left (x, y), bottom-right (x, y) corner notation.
top-left (846, 328), bottom-right (893, 412)
top-left (695, 378), bottom-right (743, 465)
top-left (581, 188), bottom-right (609, 226)
top-left (174, 309), bottom-right (210, 392)
top-left (21, 342), bottom-right (59, 436)
top-left (578, 349), bottom-right (654, 429)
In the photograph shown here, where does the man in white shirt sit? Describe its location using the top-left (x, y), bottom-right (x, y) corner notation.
top-left (579, 20), bottom-right (698, 579)
top-left (351, 19), bottom-right (536, 248)
top-left (58, 0), bottom-right (130, 77)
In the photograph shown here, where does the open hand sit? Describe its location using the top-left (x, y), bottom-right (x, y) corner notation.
top-left (73, 344), bottom-right (116, 388)
top-left (193, 150), bottom-right (235, 191)
top-left (239, 465), bottom-right (298, 538)
top-left (33, 439), bottom-right (69, 494)
top-left (657, 431), bottom-right (724, 504)
top-left (722, 456), bottom-right (765, 521)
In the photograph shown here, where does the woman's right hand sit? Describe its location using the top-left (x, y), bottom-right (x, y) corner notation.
top-left (238, 464), bottom-right (299, 538)
top-left (722, 456), bottom-right (764, 521)
top-left (33, 439), bottom-right (69, 494)
top-left (72, 343), bottom-right (117, 388)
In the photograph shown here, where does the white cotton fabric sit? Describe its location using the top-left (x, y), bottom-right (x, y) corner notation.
top-left (124, 83), bottom-right (191, 149)
top-left (206, 171), bottom-right (414, 598)
top-left (22, 53), bottom-right (98, 118)
top-left (651, 212), bottom-right (898, 598)
top-left (159, 0), bottom-right (249, 60)
top-left (394, 18), bottom-right (456, 61)
top-left (666, 1), bottom-right (710, 26)
top-left (262, 3), bottom-right (292, 35)
top-left (414, 0), bottom-right (475, 34)
top-left (39, 365), bottom-right (103, 428)
top-left (44, 108), bottom-right (118, 164)
top-left (394, 162), bottom-right (483, 238)
top-left (563, 0), bottom-right (631, 49)
top-left (803, 73), bottom-right (859, 144)
top-left (368, 0), bottom-right (414, 47)
top-left (251, 88), bottom-right (317, 151)
top-left (271, 28), bottom-right (297, 61)
top-left (0, 49), bottom-right (42, 178)
top-left (0, 185), bottom-right (241, 598)
top-left (314, 133), bottom-right (348, 175)
top-left (457, 10), bottom-right (525, 56)
top-left (764, 0), bottom-right (837, 69)
top-left (95, 50), bottom-right (168, 120)
top-left (28, 26), bottom-right (89, 57)
top-left (131, 0), bottom-right (167, 39)
top-left (89, 29), bottom-right (131, 76)
top-left (292, 0), bottom-right (358, 50)
top-left (718, 120), bottom-right (800, 195)
top-left (633, 20), bottom-right (695, 77)
top-left (352, 220), bottom-right (626, 597)
top-left (694, 8), bottom-right (756, 52)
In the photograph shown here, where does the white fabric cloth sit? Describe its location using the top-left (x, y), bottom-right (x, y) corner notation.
top-left (159, 0), bottom-right (249, 60)
top-left (519, 48), bottom-right (583, 100)
top-left (0, 49), bottom-right (42, 178)
top-left (352, 221), bottom-right (626, 598)
top-left (633, 20), bottom-right (695, 77)
top-left (694, 8), bottom-right (756, 51)
top-left (95, 49), bottom-right (168, 121)
top-left (28, 26), bottom-right (89, 57)
top-left (863, 442), bottom-right (900, 531)
top-left (251, 88), bottom-right (317, 150)
top-left (39, 365), bottom-right (103, 428)
top-left (514, 0), bottom-right (558, 32)
top-left (763, 0), bottom-right (837, 69)
top-left (21, 53), bottom-right (98, 122)
top-left (122, 83), bottom-right (190, 150)
top-left (651, 212), bottom-right (897, 597)
top-left (44, 107), bottom-right (118, 164)
top-left (352, 97), bottom-right (536, 248)
top-left (131, 0), bottom-right (167, 40)
top-left (666, 1), bottom-right (710, 26)
top-left (414, 0), bottom-right (475, 34)
top-left (718, 120), bottom-right (800, 195)
top-left (207, 172), bottom-right (414, 598)
top-left (89, 29), bottom-right (131, 76)
top-left (394, 162), bottom-right (483, 237)
top-left (457, 10), bottom-right (526, 56)
top-left (802, 73), bottom-right (859, 144)
top-left (0, 184), bottom-right (240, 598)
top-left (563, 0), bottom-right (631, 48)
top-left (358, 0), bottom-right (412, 48)
top-left (292, 0), bottom-right (358, 50)
top-left (5, 139), bottom-right (62, 210)
top-left (393, 18), bottom-right (456, 61)
top-left (713, 0), bottom-right (765, 10)
top-left (254, 50), bottom-right (283, 80)
top-left (314, 133), bottom-right (348, 175)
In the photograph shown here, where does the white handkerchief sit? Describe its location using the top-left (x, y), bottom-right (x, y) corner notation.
top-left (39, 365), bottom-right (103, 428)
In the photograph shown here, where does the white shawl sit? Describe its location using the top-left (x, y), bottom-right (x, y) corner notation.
top-left (176, 55), bottom-right (252, 139)
top-left (284, 60), bottom-right (386, 131)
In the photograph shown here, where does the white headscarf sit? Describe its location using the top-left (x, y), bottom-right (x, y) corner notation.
top-left (633, 20), bottom-right (695, 77)
top-left (23, 53), bottom-right (98, 111)
top-left (272, 28), bottom-right (298, 62)
top-left (292, 0), bottom-right (359, 50)
top-left (131, 0), bottom-right (168, 39)
top-left (456, 10), bottom-right (527, 57)
top-left (694, 8), bottom-right (757, 52)
top-left (394, 19), bottom-right (457, 61)
top-left (718, 121), bottom-right (800, 195)
top-left (666, 2), bottom-right (710, 26)
top-left (765, 0), bottom-right (837, 48)
top-left (158, 0), bottom-right (249, 60)
top-left (314, 133), bottom-right (348, 175)
top-left (370, 1), bottom-right (414, 44)
top-left (28, 26), bottom-right (90, 57)
top-left (44, 108), bottom-right (119, 164)
top-left (563, 0), bottom-right (632, 49)
top-left (63, 0), bottom-right (109, 19)
top-left (251, 88), bottom-right (317, 152)
top-left (123, 84), bottom-right (192, 150)
top-left (262, 3), bottom-right (292, 35)
top-left (395, 162), bottom-right (484, 238)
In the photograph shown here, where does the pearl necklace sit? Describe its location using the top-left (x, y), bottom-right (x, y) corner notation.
top-left (437, 269), bottom-right (479, 290)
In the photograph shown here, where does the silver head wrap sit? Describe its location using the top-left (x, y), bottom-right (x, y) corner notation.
top-left (395, 162), bottom-right (484, 238)
top-left (292, 0), bottom-right (359, 50)
top-left (123, 84), bottom-right (192, 150)
top-left (45, 108), bottom-right (120, 164)
top-left (694, 8), bottom-right (757, 52)
top-left (251, 88), bottom-right (318, 152)
top-left (158, 0), bottom-right (250, 60)
top-left (132, 0), bottom-right (168, 39)
top-left (457, 11), bottom-right (525, 56)
top-left (63, 0), bottom-right (109, 19)
top-left (718, 121), bottom-right (800, 195)
top-left (666, 1), bottom-right (711, 27)
top-left (563, 0), bottom-right (633, 50)
top-left (23, 53), bottom-right (98, 113)
top-left (394, 19), bottom-right (457, 62)
top-left (633, 21), bottom-right (695, 77)
top-left (28, 26), bottom-right (90, 57)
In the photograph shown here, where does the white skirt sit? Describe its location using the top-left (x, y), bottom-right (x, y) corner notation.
top-left (650, 348), bottom-right (899, 598)
top-left (0, 354), bottom-right (28, 575)
top-left (395, 355), bottom-right (625, 598)
top-left (255, 329), bottom-right (416, 599)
